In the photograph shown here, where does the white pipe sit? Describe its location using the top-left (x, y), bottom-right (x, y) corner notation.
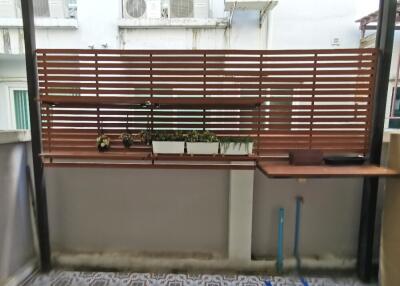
top-left (266, 10), bottom-right (272, 49)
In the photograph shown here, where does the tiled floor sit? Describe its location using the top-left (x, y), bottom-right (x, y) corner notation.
top-left (25, 271), bottom-right (376, 286)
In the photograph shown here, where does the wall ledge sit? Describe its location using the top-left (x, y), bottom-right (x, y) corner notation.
top-left (383, 129), bottom-right (400, 143)
top-left (118, 18), bottom-right (229, 29)
top-left (3, 258), bottom-right (37, 286)
top-left (0, 18), bottom-right (78, 29)
top-left (53, 252), bottom-right (356, 273)
top-left (0, 130), bottom-right (31, 144)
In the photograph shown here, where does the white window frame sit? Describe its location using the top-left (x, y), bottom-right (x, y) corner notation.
top-left (8, 85), bottom-right (28, 130)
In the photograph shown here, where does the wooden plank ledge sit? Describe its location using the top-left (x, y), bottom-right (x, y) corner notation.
top-left (256, 161), bottom-right (400, 178)
top-left (43, 161), bottom-right (255, 170)
top-left (40, 151), bottom-right (256, 169)
top-left (40, 151), bottom-right (257, 162)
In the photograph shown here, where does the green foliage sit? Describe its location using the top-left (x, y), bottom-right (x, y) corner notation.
top-left (153, 130), bottom-right (187, 141)
top-left (186, 130), bottom-right (218, 143)
top-left (138, 130), bottom-right (187, 143)
top-left (137, 130), bottom-right (253, 155)
top-left (138, 130), bottom-right (153, 145)
top-left (219, 136), bottom-right (254, 153)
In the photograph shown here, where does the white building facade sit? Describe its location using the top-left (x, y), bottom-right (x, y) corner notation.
top-left (0, 0), bottom-right (380, 131)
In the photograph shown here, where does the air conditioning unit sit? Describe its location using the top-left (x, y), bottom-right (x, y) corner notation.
top-left (193, 0), bottom-right (208, 18)
top-left (0, 0), bottom-right (18, 18)
top-left (170, 0), bottom-right (193, 18)
top-left (123, 0), bottom-right (147, 18)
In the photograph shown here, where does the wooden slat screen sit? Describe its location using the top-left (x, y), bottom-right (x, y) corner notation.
top-left (37, 48), bottom-right (377, 164)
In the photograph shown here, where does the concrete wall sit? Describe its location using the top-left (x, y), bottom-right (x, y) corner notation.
top-left (45, 167), bottom-right (364, 260)
top-left (46, 168), bottom-right (229, 257)
top-left (0, 138), bottom-right (35, 283)
top-left (252, 171), bottom-right (362, 258)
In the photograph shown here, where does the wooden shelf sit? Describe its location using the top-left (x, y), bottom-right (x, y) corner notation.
top-left (41, 151), bottom-right (257, 161)
top-left (43, 161), bottom-right (255, 170)
top-left (39, 96), bottom-right (265, 108)
top-left (40, 151), bottom-right (151, 161)
top-left (257, 161), bottom-right (400, 178)
top-left (40, 151), bottom-right (256, 170)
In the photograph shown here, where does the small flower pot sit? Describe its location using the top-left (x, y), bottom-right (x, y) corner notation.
top-left (120, 133), bottom-right (134, 148)
top-left (152, 141), bottom-right (185, 155)
top-left (220, 142), bottom-right (254, 155)
top-left (186, 142), bottom-right (219, 155)
top-left (96, 134), bottom-right (110, 152)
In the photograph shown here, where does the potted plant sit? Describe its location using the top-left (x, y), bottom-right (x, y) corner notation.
top-left (120, 132), bottom-right (134, 148)
top-left (220, 136), bottom-right (254, 155)
top-left (138, 130), bottom-right (153, 145)
top-left (96, 134), bottom-right (111, 152)
top-left (151, 130), bottom-right (186, 155)
top-left (186, 130), bottom-right (219, 155)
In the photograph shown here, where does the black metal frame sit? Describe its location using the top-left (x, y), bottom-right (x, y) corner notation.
top-left (357, 0), bottom-right (397, 282)
top-left (21, 0), bottom-right (51, 271)
top-left (20, 0), bottom-right (395, 277)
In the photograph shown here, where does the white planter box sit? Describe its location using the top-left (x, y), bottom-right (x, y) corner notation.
top-left (220, 142), bottom-right (254, 155)
top-left (187, 142), bottom-right (219, 155)
top-left (152, 141), bottom-right (185, 154)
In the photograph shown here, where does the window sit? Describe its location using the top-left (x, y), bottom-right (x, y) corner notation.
top-left (33, 0), bottom-right (50, 17)
top-left (389, 87), bottom-right (400, 129)
top-left (67, 0), bottom-right (77, 18)
top-left (13, 90), bottom-right (30, 130)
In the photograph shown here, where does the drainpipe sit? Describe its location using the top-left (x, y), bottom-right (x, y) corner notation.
top-left (294, 196), bottom-right (303, 272)
top-left (265, 10), bottom-right (272, 49)
top-left (229, 1), bottom-right (237, 27)
top-left (276, 207), bottom-right (285, 273)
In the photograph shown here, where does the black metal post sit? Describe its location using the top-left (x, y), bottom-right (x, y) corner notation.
top-left (21, 0), bottom-right (52, 272)
top-left (357, 0), bottom-right (397, 281)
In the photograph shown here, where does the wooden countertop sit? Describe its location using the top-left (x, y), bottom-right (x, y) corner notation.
top-left (257, 161), bottom-right (400, 178)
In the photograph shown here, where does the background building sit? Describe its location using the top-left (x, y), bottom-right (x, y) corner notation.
top-left (0, 0), bottom-right (380, 130)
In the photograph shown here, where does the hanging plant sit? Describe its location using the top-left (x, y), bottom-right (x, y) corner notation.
top-left (120, 132), bottom-right (134, 148)
top-left (96, 134), bottom-right (111, 152)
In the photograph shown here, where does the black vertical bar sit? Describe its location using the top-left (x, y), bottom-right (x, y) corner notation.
top-left (21, 0), bottom-right (52, 272)
top-left (357, 0), bottom-right (397, 281)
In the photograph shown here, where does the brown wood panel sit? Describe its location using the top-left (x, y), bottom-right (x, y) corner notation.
top-left (37, 48), bottom-right (377, 165)
top-left (257, 161), bottom-right (399, 178)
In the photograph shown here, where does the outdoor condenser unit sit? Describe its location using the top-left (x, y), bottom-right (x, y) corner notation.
top-left (123, 0), bottom-right (209, 19)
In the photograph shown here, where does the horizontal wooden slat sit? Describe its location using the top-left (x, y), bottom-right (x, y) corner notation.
top-left (38, 48), bottom-right (377, 164)
top-left (36, 48), bottom-right (376, 54)
top-left (38, 75), bottom-right (374, 83)
top-left (37, 54), bottom-right (376, 62)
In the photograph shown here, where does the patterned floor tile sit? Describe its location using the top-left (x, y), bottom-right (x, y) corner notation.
top-left (24, 271), bottom-right (376, 286)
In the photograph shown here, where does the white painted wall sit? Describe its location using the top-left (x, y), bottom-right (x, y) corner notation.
top-left (0, 139), bottom-right (36, 284)
top-left (269, 0), bottom-right (378, 49)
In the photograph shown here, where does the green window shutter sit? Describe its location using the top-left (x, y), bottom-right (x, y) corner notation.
top-left (13, 90), bottom-right (30, 130)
